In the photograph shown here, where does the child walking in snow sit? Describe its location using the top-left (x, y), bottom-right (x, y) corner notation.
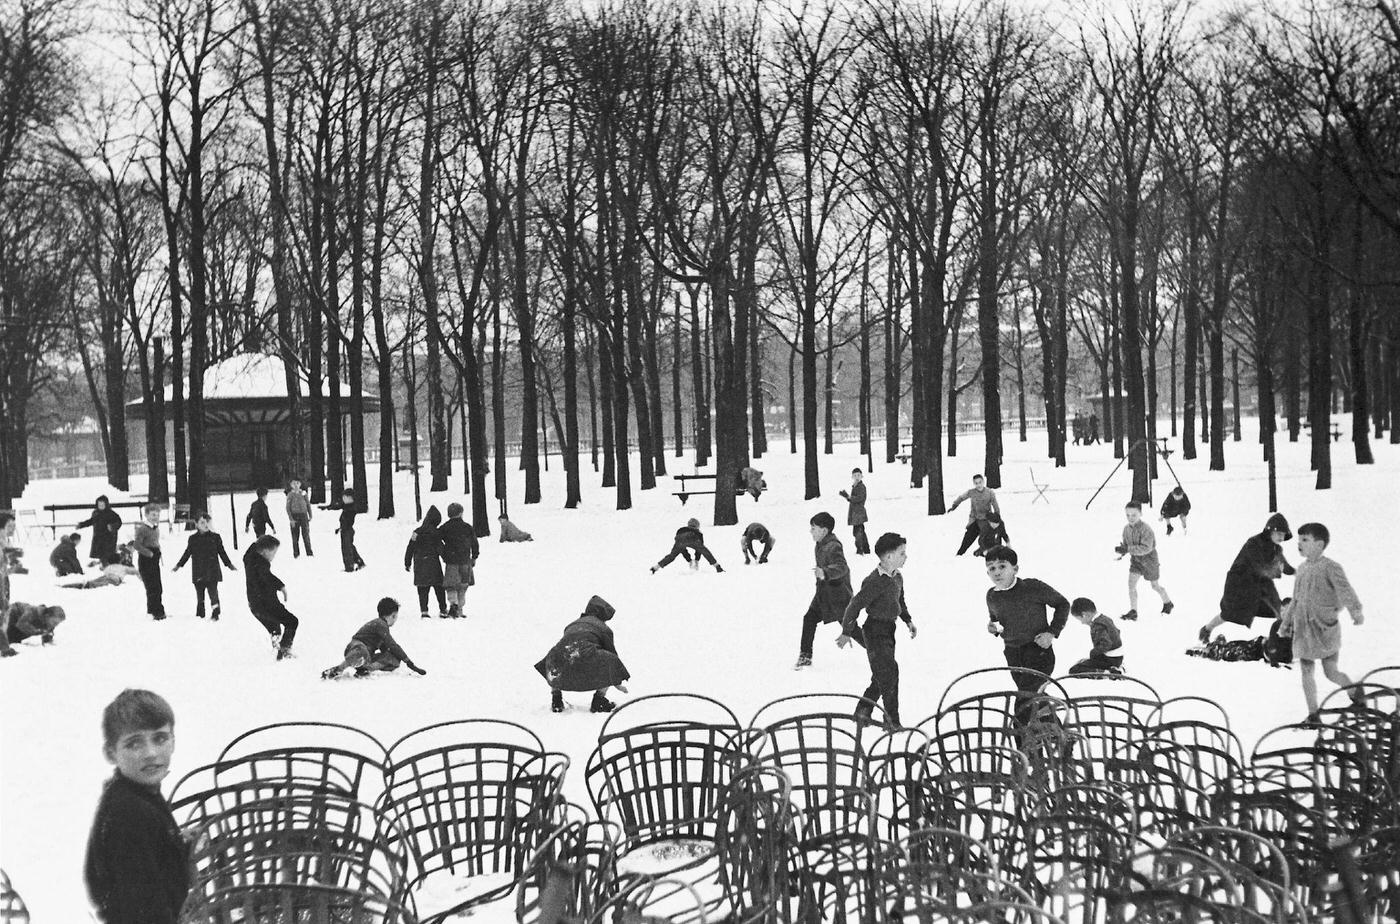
top-left (795, 512), bottom-right (852, 669)
top-left (1116, 501), bottom-right (1172, 621)
top-left (172, 513), bottom-right (235, 620)
top-left (322, 597), bottom-right (427, 679)
top-left (439, 503), bottom-right (480, 618)
top-left (243, 535), bottom-right (298, 660)
top-left (1278, 522), bottom-right (1365, 724)
top-left (1159, 486), bottom-right (1191, 535)
top-left (1067, 597), bottom-right (1125, 675)
top-left (336, 489), bottom-right (366, 572)
top-left (837, 532), bottom-right (917, 729)
top-left (245, 488), bottom-right (276, 539)
top-left (405, 506), bottom-right (447, 618)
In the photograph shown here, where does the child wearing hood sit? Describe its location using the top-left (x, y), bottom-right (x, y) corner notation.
top-left (1198, 513), bottom-right (1295, 645)
top-left (535, 595), bottom-right (631, 713)
top-left (243, 535), bottom-right (298, 660)
top-left (77, 496), bottom-right (123, 564)
top-left (404, 506), bottom-right (447, 618)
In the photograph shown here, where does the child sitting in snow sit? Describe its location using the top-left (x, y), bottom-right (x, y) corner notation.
top-left (497, 514), bottom-right (533, 542)
top-left (50, 533), bottom-right (84, 577)
top-left (322, 597), bottom-right (427, 679)
top-left (1067, 597), bottom-right (1124, 675)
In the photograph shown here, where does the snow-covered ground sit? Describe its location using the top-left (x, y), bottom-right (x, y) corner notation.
top-left (2, 418), bottom-right (1396, 920)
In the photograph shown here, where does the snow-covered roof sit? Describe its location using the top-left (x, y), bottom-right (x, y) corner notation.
top-left (139, 353), bottom-right (377, 403)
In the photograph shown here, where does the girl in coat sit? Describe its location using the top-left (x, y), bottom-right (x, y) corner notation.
top-left (1198, 513), bottom-right (1294, 645)
top-left (173, 513), bottom-right (236, 620)
top-left (77, 495), bottom-right (123, 564)
top-left (404, 506), bottom-right (447, 618)
top-left (243, 535), bottom-right (298, 659)
top-left (535, 595), bottom-right (631, 713)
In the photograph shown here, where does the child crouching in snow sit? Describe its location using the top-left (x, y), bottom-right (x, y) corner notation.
top-left (1067, 597), bottom-right (1124, 675)
top-left (322, 597), bottom-right (427, 679)
top-left (1278, 522), bottom-right (1365, 725)
top-left (534, 595), bottom-right (630, 713)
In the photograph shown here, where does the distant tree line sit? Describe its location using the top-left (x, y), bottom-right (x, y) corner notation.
top-left (2, 0), bottom-right (1397, 524)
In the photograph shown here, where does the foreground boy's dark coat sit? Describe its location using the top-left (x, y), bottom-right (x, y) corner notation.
top-left (809, 533), bottom-right (854, 623)
top-left (405, 507), bottom-right (445, 586)
top-left (84, 772), bottom-right (191, 924)
top-left (534, 596), bottom-right (631, 691)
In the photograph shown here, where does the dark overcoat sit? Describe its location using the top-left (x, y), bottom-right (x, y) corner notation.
top-left (1219, 525), bottom-right (1292, 627)
top-left (404, 507), bottom-right (445, 586)
top-left (808, 533), bottom-right (854, 624)
top-left (534, 597), bottom-right (630, 692)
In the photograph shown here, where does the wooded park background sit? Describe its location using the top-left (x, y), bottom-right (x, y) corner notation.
top-left (2, 0), bottom-right (1397, 529)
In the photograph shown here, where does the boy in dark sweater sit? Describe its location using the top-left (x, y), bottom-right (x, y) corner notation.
top-left (741, 522), bottom-right (775, 564)
top-left (84, 689), bottom-right (190, 924)
top-left (984, 545), bottom-right (1070, 700)
top-left (837, 532), bottom-right (917, 729)
top-left (322, 597), bottom-right (427, 679)
top-left (133, 504), bottom-right (165, 620)
top-left (50, 532), bottom-right (84, 577)
top-left (651, 518), bottom-right (724, 573)
top-left (335, 489), bottom-right (366, 572)
top-left (1067, 597), bottom-right (1125, 675)
top-left (172, 513), bottom-right (236, 620)
top-left (795, 512), bottom-right (853, 669)
top-left (243, 535), bottom-right (298, 660)
top-left (244, 488), bottom-right (275, 539)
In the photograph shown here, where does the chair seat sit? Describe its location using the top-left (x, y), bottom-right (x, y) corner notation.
top-left (412, 869), bottom-right (517, 920)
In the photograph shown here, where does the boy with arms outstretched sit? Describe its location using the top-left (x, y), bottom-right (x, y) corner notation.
top-left (84, 689), bottom-right (190, 924)
top-left (322, 597), bottom-right (427, 679)
top-left (837, 532), bottom-right (917, 729)
top-left (1278, 522), bottom-right (1365, 724)
top-left (951, 474), bottom-right (1001, 556)
top-left (794, 512), bottom-right (852, 669)
top-left (1116, 501), bottom-right (1173, 621)
top-left (172, 512), bottom-right (236, 620)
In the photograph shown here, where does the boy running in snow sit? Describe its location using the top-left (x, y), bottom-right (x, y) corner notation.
top-left (172, 513), bottom-right (235, 620)
top-left (651, 518), bottom-right (723, 573)
top-left (322, 597), bottom-right (427, 679)
top-left (1159, 485), bottom-right (1191, 535)
top-left (336, 489), bottom-right (366, 572)
top-left (133, 504), bottom-right (166, 620)
top-left (839, 469), bottom-right (870, 555)
top-left (951, 475), bottom-right (1001, 556)
top-left (84, 689), bottom-right (190, 924)
top-left (984, 546), bottom-right (1070, 709)
top-left (1116, 501), bottom-right (1172, 621)
top-left (837, 532), bottom-right (917, 729)
top-left (243, 535), bottom-right (298, 660)
top-left (795, 512), bottom-right (853, 669)
top-left (244, 487), bottom-right (275, 539)
top-left (741, 522), bottom-right (775, 564)
top-left (1278, 522), bottom-right (1365, 724)
top-left (1067, 597), bottom-right (1125, 675)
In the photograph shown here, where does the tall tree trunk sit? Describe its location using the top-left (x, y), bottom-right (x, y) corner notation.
top-left (672, 294), bottom-right (684, 459)
top-left (1307, 210), bottom-right (1333, 489)
top-left (689, 287), bottom-right (710, 468)
top-left (858, 253), bottom-right (871, 459)
top-left (599, 324), bottom-right (616, 488)
top-left (883, 234), bottom-right (901, 464)
top-left (824, 313), bottom-right (834, 455)
top-left (978, 169), bottom-right (1002, 488)
top-left (1348, 207), bottom-right (1373, 464)
top-left (1285, 314), bottom-right (1301, 441)
top-left (148, 337), bottom-right (170, 502)
top-left (1182, 206), bottom-right (1201, 460)
top-left (513, 130), bottom-right (541, 504)
top-left (1231, 348), bottom-right (1242, 441)
top-left (750, 314), bottom-right (766, 458)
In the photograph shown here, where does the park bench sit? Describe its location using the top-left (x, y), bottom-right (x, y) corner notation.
top-left (1301, 421), bottom-right (1343, 442)
top-left (896, 441), bottom-right (914, 464)
top-left (672, 473), bottom-right (764, 505)
top-left (39, 498), bottom-right (171, 539)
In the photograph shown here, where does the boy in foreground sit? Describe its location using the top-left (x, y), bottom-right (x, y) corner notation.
top-left (1116, 501), bottom-right (1173, 621)
top-left (84, 689), bottom-right (190, 924)
top-left (1278, 522), bottom-right (1365, 725)
top-left (984, 546), bottom-right (1070, 719)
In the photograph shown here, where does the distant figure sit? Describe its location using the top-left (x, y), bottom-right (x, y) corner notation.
top-left (950, 474), bottom-right (1001, 557)
top-left (1159, 486), bottom-right (1191, 535)
top-left (404, 506), bottom-right (447, 618)
top-left (245, 487), bottom-right (275, 539)
top-left (1067, 597), bottom-right (1124, 675)
top-left (50, 533), bottom-right (84, 577)
top-left (741, 522), bottom-right (775, 565)
top-left (651, 518), bottom-right (723, 573)
top-left (1198, 513), bottom-right (1294, 646)
top-left (1071, 413), bottom-right (1086, 446)
top-left (738, 466), bottom-right (767, 500)
top-left (77, 495), bottom-right (122, 564)
top-left (172, 513), bottom-right (235, 620)
top-left (497, 514), bottom-right (533, 542)
top-left (322, 597), bottom-right (427, 679)
top-left (840, 469), bottom-right (870, 555)
top-left (535, 595), bottom-right (631, 713)
top-left (285, 479), bottom-right (313, 557)
top-left (1087, 414), bottom-right (1101, 445)
top-left (336, 489), bottom-right (365, 572)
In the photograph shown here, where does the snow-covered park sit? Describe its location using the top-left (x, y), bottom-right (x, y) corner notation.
top-left (2, 420), bottom-right (1396, 919)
